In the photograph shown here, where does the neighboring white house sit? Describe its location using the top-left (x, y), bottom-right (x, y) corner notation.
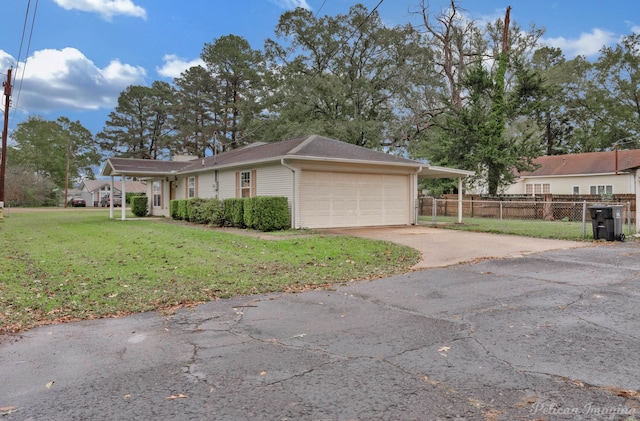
top-left (100, 135), bottom-right (473, 228)
top-left (504, 149), bottom-right (640, 196)
top-left (78, 180), bottom-right (146, 207)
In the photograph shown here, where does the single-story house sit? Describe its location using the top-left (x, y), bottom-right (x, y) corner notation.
top-left (504, 149), bottom-right (640, 196)
top-left (101, 135), bottom-right (473, 228)
top-left (77, 180), bottom-right (146, 207)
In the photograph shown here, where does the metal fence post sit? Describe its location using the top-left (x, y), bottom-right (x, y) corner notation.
top-left (581, 200), bottom-right (587, 239)
top-left (432, 198), bottom-right (437, 225)
top-left (628, 201), bottom-right (632, 236)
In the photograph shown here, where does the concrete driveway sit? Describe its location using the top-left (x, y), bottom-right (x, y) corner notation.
top-left (2, 228), bottom-right (639, 420)
top-left (321, 225), bottom-right (592, 269)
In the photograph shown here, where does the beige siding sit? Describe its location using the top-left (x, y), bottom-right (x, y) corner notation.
top-left (217, 170), bottom-right (238, 199)
top-left (256, 165), bottom-right (294, 200)
top-left (505, 174), bottom-right (636, 195)
top-left (197, 172), bottom-right (217, 198)
top-left (216, 164), bottom-right (293, 200)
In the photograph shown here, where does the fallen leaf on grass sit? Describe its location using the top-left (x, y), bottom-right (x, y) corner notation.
top-left (165, 393), bottom-right (188, 400)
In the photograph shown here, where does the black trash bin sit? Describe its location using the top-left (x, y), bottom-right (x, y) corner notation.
top-left (589, 205), bottom-right (624, 241)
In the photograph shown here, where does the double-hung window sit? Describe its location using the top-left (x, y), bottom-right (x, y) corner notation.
top-left (525, 183), bottom-right (550, 196)
top-left (153, 181), bottom-right (162, 207)
top-left (590, 185), bottom-right (613, 195)
top-left (236, 170), bottom-right (256, 198)
top-left (188, 176), bottom-right (196, 198)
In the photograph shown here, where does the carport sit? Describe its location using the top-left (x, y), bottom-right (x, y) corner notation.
top-left (418, 165), bottom-right (474, 224)
top-left (100, 158), bottom-right (188, 220)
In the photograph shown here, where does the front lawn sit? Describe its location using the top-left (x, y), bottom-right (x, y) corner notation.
top-left (0, 210), bottom-right (419, 334)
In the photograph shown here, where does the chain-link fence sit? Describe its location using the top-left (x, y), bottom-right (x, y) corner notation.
top-left (419, 197), bottom-right (634, 240)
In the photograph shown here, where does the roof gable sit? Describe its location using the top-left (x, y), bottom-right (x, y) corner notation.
top-left (176, 135), bottom-right (423, 173)
top-left (518, 150), bottom-right (640, 177)
top-left (101, 135), bottom-right (429, 177)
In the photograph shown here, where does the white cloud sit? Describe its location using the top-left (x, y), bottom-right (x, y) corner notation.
top-left (53, 0), bottom-right (147, 20)
top-left (543, 28), bottom-right (619, 58)
top-left (269, 0), bottom-right (311, 10)
top-left (157, 54), bottom-right (205, 79)
top-left (2, 47), bottom-right (146, 113)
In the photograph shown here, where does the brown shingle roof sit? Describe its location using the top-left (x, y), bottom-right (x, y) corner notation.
top-left (102, 157), bottom-right (192, 177)
top-left (518, 150), bottom-right (640, 177)
top-left (105, 134), bottom-right (424, 176)
top-left (189, 134), bottom-right (422, 170)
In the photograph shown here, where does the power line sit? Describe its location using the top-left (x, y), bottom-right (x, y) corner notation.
top-left (12, 0), bottom-right (40, 120)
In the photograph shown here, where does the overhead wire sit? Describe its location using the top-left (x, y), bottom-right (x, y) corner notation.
top-left (12, 0), bottom-right (40, 120)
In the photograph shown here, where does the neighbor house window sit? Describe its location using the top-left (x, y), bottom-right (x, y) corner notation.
top-left (236, 170), bottom-right (256, 198)
top-left (153, 181), bottom-right (162, 207)
top-left (188, 176), bottom-right (196, 198)
top-left (525, 183), bottom-right (550, 196)
top-left (572, 186), bottom-right (580, 195)
top-left (590, 185), bottom-right (613, 195)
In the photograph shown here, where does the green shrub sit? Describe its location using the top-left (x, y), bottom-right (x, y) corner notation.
top-left (190, 198), bottom-right (224, 225)
top-left (125, 192), bottom-right (144, 205)
top-left (170, 200), bottom-right (180, 219)
top-left (251, 196), bottom-right (290, 231)
top-left (130, 196), bottom-right (148, 217)
top-left (223, 198), bottom-right (245, 227)
top-left (176, 200), bottom-right (188, 220)
top-left (186, 198), bottom-right (206, 223)
top-left (244, 197), bottom-right (258, 229)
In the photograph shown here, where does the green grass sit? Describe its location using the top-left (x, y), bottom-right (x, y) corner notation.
top-left (0, 210), bottom-right (419, 334)
top-left (420, 215), bottom-right (635, 240)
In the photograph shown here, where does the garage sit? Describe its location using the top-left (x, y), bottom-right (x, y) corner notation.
top-left (300, 170), bottom-right (411, 228)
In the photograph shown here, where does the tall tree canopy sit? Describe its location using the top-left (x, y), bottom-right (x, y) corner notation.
top-left (200, 34), bottom-right (265, 150)
top-left (11, 116), bottom-right (100, 188)
top-left (261, 4), bottom-right (424, 147)
top-left (97, 81), bottom-right (175, 159)
top-left (91, 0), bottom-right (640, 198)
top-left (410, 1), bottom-right (544, 194)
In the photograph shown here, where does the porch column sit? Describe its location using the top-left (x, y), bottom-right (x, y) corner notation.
top-left (121, 176), bottom-right (127, 221)
top-left (635, 168), bottom-right (640, 235)
top-left (457, 176), bottom-right (463, 224)
top-left (109, 175), bottom-right (114, 219)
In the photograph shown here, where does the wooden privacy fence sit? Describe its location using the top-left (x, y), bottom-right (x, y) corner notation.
top-left (419, 194), bottom-right (636, 222)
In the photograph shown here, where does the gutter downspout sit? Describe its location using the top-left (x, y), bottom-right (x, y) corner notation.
top-left (281, 159), bottom-right (297, 229)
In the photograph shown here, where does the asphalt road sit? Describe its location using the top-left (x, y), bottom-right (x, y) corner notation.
top-left (2, 241), bottom-right (640, 420)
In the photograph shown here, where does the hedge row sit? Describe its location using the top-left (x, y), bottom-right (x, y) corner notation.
top-left (170, 197), bottom-right (290, 232)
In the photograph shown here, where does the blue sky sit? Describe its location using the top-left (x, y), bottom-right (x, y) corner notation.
top-left (2, 0), bottom-right (639, 139)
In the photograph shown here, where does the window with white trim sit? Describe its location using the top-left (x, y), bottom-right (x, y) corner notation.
top-left (572, 186), bottom-right (580, 195)
top-left (240, 171), bottom-right (251, 198)
top-left (590, 185), bottom-right (613, 195)
top-left (188, 176), bottom-right (196, 198)
top-left (153, 181), bottom-right (162, 207)
top-left (525, 183), bottom-right (550, 196)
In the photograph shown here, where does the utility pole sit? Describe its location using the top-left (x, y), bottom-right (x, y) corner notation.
top-left (0, 68), bottom-right (12, 221)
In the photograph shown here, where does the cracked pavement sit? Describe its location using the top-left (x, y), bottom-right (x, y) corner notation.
top-left (2, 241), bottom-right (640, 420)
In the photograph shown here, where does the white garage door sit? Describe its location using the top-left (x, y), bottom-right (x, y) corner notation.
top-left (300, 171), bottom-right (411, 228)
